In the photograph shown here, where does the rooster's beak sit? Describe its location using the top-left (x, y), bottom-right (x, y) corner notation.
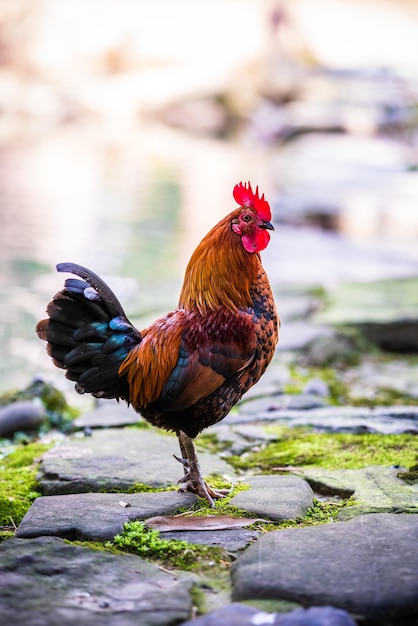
top-left (260, 221), bottom-right (274, 231)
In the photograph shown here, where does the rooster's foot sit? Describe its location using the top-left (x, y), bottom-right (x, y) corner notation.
top-left (174, 454), bottom-right (229, 507)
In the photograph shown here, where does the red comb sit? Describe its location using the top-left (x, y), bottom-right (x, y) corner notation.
top-left (233, 181), bottom-right (271, 222)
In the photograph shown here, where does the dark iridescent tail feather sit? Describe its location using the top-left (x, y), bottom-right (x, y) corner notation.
top-left (36, 263), bottom-right (141, 401)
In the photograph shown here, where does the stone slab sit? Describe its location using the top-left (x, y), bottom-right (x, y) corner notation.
top-left (0, 536), bottom-right (193, 626)
top-left (314, 277), bottom-right (418, 351)
top-left (181, 604), bottom-right (356, 626)
top-left (38, 428), bottom-right (235, 495)
top-left (302, 466), bottom-right (418, 520)
top-left (232, 514), bottom-right (418, 623)
top-left (229, 475), bottom-right (314, 521)
top-left (0, 400), bottom-right (46, 437)
top-left (16, 491), bottom-right (197, 541)
top-left (160, 528), bottom-right (259, 553)
top-left (225, 405), bottom-right (418, 434)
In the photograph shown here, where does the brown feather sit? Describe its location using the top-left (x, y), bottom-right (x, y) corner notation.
top-left (118, 312), bottom-right (183, 408)
top-left (179, 209), bottom-right (259, 314)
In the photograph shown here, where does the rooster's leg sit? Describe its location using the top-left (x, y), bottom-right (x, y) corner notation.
top-left (175, 430), bottom-right (229, 507)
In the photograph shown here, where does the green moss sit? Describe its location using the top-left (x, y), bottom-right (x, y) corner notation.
top-left (0, 530), bottom-right (15, 543)
top-left (283, 365), bottom-right (351, 404)
top-left (127, 419), bottom-right (150, 429)
top-left (189, 585), bottom-right (207, 615)
top-left (228, 426), bottom-right (418, 472)
top-left (315, 277), bottom-right (418, 326)
top-left (242, 599), bottom-right (302, 614)
top-left (398, 463), bottom-right (418, 484)
top-left (110, 520), bottom-right (226, 570)
top-left (66, 539), bottom-right (126, 556)
top-left (196, 433), bottom-right (232, 454)
top-left (105, 483), bottom-right (176, 494)
top-left (0, 441), bottom-right (51, 527)
top-left (246, 498), bottom-right (347, 534)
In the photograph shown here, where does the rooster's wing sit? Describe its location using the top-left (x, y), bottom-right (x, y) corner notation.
top-left (159, 309), bottom-right (257, 411)
top-left (121, 308), bottom-right (257, 412)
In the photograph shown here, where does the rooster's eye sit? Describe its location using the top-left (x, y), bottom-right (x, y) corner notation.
top-left (242, 214), bottom-right (251, 222)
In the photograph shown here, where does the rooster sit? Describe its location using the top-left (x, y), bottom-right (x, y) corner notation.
top-left (36, 182), bottom-right (279, 506)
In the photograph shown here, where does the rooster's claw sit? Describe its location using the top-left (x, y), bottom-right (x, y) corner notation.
top-left (173, 450), bottom-right (229, 507)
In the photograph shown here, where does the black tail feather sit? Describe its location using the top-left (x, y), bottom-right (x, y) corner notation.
top-left (57, 262), bottom-right (128, 320)
top-left (36, 263), bottom-right (141, 401)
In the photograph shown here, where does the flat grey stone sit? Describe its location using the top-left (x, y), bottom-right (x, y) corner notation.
top-left (236, 394), bottom-right (327, 419)
top-left (302, 466), bottom-right (418, 520)
top-left (38, 428), bottom-right (235, 495)
top-left (225, 404), bottom-right (418, 434)
top-left (345, 358), bottom-right (418, 402)
top-left (209, 423), bottom-right (250, 455)
top-left (302, 378), bottom-right (330, 397)
top-left (0, 535), bottom-right (193, 625)
top-left (314, 277), bottom-right (418, 352)
top-left (229, 475), bottom-right (314, 521)
top-left (161, 529), bottom-right (259, 553)
top-left (232, 513), bottom-right (418, 623)
top-left (16, 491), bottom-right (197, 541)
top-left (182, 604), bottom-right (356, 626)
top-left (73, 402), bottom-right (141, 429)
top-left (232, 424), bottom-right (281, 443)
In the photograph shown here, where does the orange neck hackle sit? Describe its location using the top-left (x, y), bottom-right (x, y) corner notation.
top-left (178, 209), bottom-right (260, 315)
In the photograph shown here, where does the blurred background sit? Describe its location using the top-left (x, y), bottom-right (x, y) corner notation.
top-left (0, 0), bottom-right (418, 395)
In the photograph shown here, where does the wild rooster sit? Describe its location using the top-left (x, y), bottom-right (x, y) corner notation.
top-left (36, 182), bottom-right (279, 506)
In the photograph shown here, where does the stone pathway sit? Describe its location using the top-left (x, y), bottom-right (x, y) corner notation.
top-left (0, 535), bottom-right (194, 626)
top-left (232, 514), bottom-right (418, 623)
top-left (38, 428), bottom-right (233, 495)
top-left (1, 402), bottom-right (417, 626)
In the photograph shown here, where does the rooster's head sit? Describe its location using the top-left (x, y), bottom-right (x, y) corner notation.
top-left (232, 181), bottom-right (274, 253)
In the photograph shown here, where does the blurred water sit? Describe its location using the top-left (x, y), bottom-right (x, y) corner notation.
top-left (0, 120), bottom-right (417, 395)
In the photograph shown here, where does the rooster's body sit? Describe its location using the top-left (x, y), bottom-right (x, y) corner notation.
top-left (36, 182), bottom-right (279, 505)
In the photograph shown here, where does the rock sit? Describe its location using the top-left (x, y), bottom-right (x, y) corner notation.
top-left (302, 378), bottom-right (330, 397)
top-left (0, 535), bottom-right (193, 625)
top-left (225, 404), bottom-right (418, 434)
top-left (232, 424), bottom-right (281, 443)
top-left (208, 423), bottom-right (250, 455)
top-left (344, 358), bottom-right (418, 402)
top-left (314, 277), bottom-right (418, 352)
top-left (0, 400), bottom-right (46, 437)
top-left (181, 603), bottom-right (356, 626)
top-left (302, 466), bottom-right (418, 520)
top-left (277, 321), bottom-right (333, 352)
top-left (16, 491), bottom-right (197, 541)
top-left (229, 475), bottom-right (314, 522)
top-left (274, 606), bottom-right (357, 625)
top-left (361, 321), bottom-right (418, 353)
top-left (303, 333), bottom-right (360, 367)
top-left (232, 513), bottom-right (418, 624)
top-left (73, 402), bottom-right (141, 430)
top-left (161, 529), bottom-right (259, 553)
top-left (230, 393), bottom-right (327, 423)
top-left (38, 428), bottom-right (235, 495)
top-left (285, 394), bottom-right (328, 410)
top-left (182, 603), bottom-right (260, 626)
